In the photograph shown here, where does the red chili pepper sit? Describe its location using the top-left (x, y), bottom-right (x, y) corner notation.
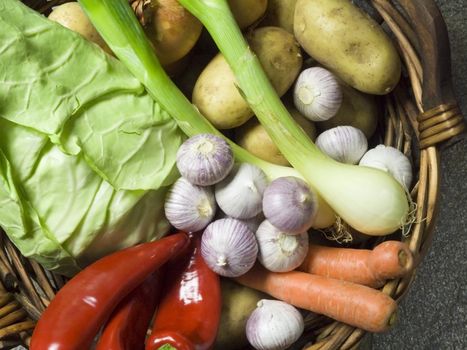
top-left (30, 233), bottom-right (189, 350)
top-left (95, 270), bottom-right (163, 350)
top-left (146, 232), bottom-right (221, 350)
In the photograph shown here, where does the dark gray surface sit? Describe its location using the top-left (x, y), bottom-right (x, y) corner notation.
top-left (372, 1), bottom-right (467, 349)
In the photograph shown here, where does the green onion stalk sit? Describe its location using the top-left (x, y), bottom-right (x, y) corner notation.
top-left (78, 0), bottom-right (408, 235)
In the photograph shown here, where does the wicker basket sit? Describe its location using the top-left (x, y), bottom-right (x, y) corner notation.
top-left (0, 0), bottom-right (465, 349)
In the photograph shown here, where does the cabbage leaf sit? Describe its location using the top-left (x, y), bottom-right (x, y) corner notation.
top-left (0, 0), bottom-right (183, 275)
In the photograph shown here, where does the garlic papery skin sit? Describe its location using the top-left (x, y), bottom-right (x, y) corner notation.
top-left (176, 133), bottom-right (234, 186)
top-left (215, 163), bottom-right (268, 219)
top-left (246, 299), bottom-right (304, 350)
top-left (293, 67), bottom-right (343, 122)
top-left (201, 218), bottom-right (258, 277)
top-left (315, 126), bottom-right (368, 164)
top-left (164, 177), bottom-right (216, 232)
top-left (262, 176), bottom-right (317, 234)
top-left (256, 220), bottom-right (309, 272)
top-left (359, 145), bottom-right (413, 189)
top-left (217, 210), bottom-right (265, 233)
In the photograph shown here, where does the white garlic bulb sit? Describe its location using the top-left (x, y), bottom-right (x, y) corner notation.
top-left (246, 299), bottom-right (304, 350)
top-left (256, 220), bottom-right (309, 272)
top-left (164, 177), bottom-right (216, 232)
top-left (215, 163), bottom-right (268, 219)
top-left (293, 67), bottom-right (343, 121)
top-left (316, 126), bottom-right (368, 164)
top-left (359, 145), bottom-right (413, 189)
top-left (176, 133), bottom-right (234, 186)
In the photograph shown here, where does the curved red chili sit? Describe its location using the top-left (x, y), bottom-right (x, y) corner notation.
top-left (146, 232), bottom-right (221, 350)
top-left (95, 270), bottom-right (163, 350)
top-left (30, 233), bottom-right (189, 350)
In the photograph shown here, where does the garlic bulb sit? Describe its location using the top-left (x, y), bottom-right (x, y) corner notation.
top-left (201, 218), bottom-right (258, 277)
top-left (262, 176), bottom-right (317, 234)
top-left (359, 145), bottom-right (413, 189)
top-left (215, 163), bottom-right (268, 219)
top-left (164, 177), bottom-right (216, 232)
top-left (293, 67), bottom-right (343, 121)
top-left (256, 220), bottom-right (309, 272)
top-left (246, 299), bottom-right (304, 350)
top-left (176, 133), bottom-right (234, 186)
top-left (316, 126), bottom-right (368, 164)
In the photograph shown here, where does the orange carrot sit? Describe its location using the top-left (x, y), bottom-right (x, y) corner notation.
top-left (298, 241), bottom-right (414, 288)
top-left (234, 264), bottom-right (397, 333)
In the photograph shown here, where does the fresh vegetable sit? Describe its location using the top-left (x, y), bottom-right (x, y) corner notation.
top-left (174, 0), bottom-right (409, 235)
top-left (315, 126), bottom-right (368, 164)
top-left (236, 107), bottom-right (317, 166)
top-left (293, 0), bottom-right (401, 95)
top-left (214, 279), bottom-right (268, 350)
top-left (176, 134), bottom-right (234, 186)
top-left (215, 163), bottom-right (268, 219)
top-left (77, 0), bottom-right (336, 231)
top-left (48, 2), bottom-right (110, 53)
top-left (246, 300), bottom-right (304, 350)
top-left (30, 233), bottom-right (189, 350)
top-left (293, 67), bottom-right (343, 122)
top-left (0, 0), bottom-right (184, 275)
top-left (235, 264), bottom-right (398, 332)
top-left (256, 220), bottom-right (309, 273)
top-left (217, 210), bottom-right (265, 234)
top-left (79, 0), bottom-right (406, 235)
top-left (298, 241), bottom-right (414, 288)
top-left (164, 177), bottom-right (216, 232)
top-left (262, 177), bottom-right (317, 233)
top-left (96, 271), bottom-right (163, 350)
top-left (359, 145), bottom-right (413, 189)
top-left (138, 0), bottom-right (203, 66)
top-left (201, 218), bottom-right (258, 277)
top-left (192, 26), bottom-right (302, 129)
top-left (228, 0), bottom-right (268, 29)
top-left (262, 0), bottom-right (298, 33)
top-left (318, 82), bottom-right (379, 138)
top-left (147, 233), bottom-right (221, 350)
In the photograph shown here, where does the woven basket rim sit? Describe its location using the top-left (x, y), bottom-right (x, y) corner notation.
top-left (0, 0), bottom-right (465, 349)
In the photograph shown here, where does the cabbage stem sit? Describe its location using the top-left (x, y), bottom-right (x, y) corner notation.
top-left (175, 0), bottom-right (409, 235)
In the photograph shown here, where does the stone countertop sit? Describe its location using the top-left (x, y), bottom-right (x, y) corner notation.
top-left (371, 1), bottom-right (467, 349)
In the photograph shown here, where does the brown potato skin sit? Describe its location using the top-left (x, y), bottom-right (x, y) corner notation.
top-left (228, 0), bottom-right (268, 29)
top-left (236, 107), bottom-right (316, 166)
top-left (318, 83), bottom-right (379, 138)
top-left (294, 0), bottom-right (401, 95)
top-left (144, 0), bottom-right (203, 66)
top-left (193, 27), bottom-right (302, 129)
top-left (48, 3), bottom-right (111, 53)
top-left (262, 0), bottom-right (298, 33)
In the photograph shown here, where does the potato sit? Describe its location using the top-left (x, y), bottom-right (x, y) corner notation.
top-left (143, 0), bottom-right (203, 66)
top-left (294, 0), bottom-right (401, 95)
top-left (228, 0), bottom-right (268, 29)
top-left (214, 279), bottom-right (268, 350)
top-left (193, 27), bottom-right (302, 129)
top-left (236, 107), bottom-right (316, 166)
top-left (318, 83), bottom-right (379, 138)
top-left (262, 0), bottom-right (298, 33)
top-left (48, 2), bottom-right (110, 53)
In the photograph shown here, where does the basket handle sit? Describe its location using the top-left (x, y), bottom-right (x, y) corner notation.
top-left (397, 0), bottom-right (465, 148)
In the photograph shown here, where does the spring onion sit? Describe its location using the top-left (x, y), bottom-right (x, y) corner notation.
top-left (78, 0), bottom-right (408, 235)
